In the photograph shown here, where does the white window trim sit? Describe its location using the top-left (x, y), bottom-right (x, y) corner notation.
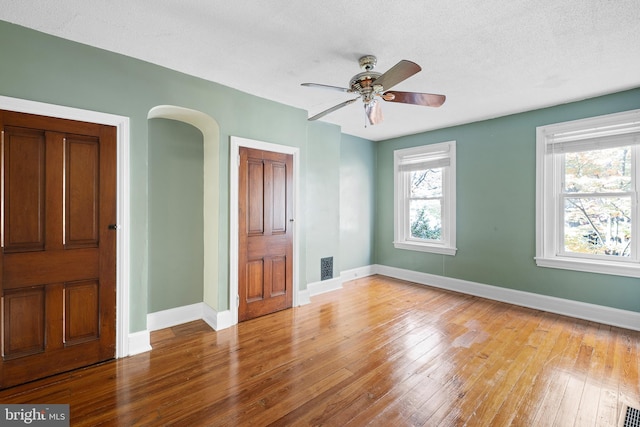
top-left (535, 109), bottom-right (640, 278)
top-left (394, 141), bottom-right (457, 255)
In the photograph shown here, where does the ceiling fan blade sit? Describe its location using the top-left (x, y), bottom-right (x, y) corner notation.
top-left (383, 91), bottom-right (446, 107)
top-left (364, 99), bottom-right (383, 125)
top-left (301, 83), bottom-right (350, 93)
top-left (308, 97), bottom-right (359, 121)
top-left (371, 60), bottom-right (421, 91)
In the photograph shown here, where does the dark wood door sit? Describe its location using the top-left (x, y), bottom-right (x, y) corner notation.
top-left (238, 147), bottom-right (293, 321)
top-left (0, 110), bottom-right (117, 389)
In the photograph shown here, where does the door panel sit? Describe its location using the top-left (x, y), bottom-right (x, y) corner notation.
top-left (65, 280), bottom-right (100, 346)
top-left (246, 259), bottom-right (265, 302)
top-left (247, 159), bottom-right (264, 234)
top-left (239, 147), bottom-right (293, 321)
top-left (0, 110), bottom-right (117, 389)
top-left (271, 257), bottom-right (286, 296)
top-left (65, 136), bottom-right (100, 248)
top-left (3, 127), bottom-right (46, 253)
top-left (3, 287), bottom-right (45, 360)
top-left (272, 163), bottom-right (287, 232)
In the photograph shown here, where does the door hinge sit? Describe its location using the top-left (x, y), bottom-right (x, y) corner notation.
top-left (236, 294), bottom-right (240, 308)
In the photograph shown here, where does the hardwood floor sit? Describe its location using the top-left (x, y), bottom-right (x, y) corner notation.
top-left (1, 275), bottom-right (638, 426)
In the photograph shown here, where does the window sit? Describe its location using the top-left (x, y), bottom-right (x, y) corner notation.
top-left (536, 109), bottom-right (640, 277)
top-left (394, 141), bottom-right (457, 255)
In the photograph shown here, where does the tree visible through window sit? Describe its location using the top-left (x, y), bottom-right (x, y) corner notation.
top-left (394, 141), bottom-right (456, 255)
top-left (536, 109), bottom-right (640, 278)
top-left (409, 168), bottom-right (442, 240)
top-left (563, 147), bottom-right (632, 257)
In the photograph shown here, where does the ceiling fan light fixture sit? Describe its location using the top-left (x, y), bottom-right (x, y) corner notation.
top-left (302, 55), bottom-right (446, 124)
top-left (365, 98), bottom-right (383, 126)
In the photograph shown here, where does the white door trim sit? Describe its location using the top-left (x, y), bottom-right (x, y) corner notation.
top-left (230, 136), bottom-right (299, 325)
top-left (0, 96), bottom-right (131, 358)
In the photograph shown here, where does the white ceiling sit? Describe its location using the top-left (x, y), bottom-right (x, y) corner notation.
top-left (2, 0), bottom-right (639, 141)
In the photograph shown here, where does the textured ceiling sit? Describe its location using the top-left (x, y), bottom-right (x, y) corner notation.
top-left (2, 0), bottom-right (640, 141)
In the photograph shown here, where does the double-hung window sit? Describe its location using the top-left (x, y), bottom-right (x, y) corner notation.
top-left (536, 109), bottom-right (640, 277)
top-left (394, 141), bottom-right (457, 255)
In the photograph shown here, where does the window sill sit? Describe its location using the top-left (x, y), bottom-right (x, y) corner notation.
top-left (394, 241), bottom-right (457, 256)
top-left (535, 256), bottom-right (640, 278)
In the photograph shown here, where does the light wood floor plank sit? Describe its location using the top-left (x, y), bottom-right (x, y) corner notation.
top-left (0, 275), bottom-right (637, 426)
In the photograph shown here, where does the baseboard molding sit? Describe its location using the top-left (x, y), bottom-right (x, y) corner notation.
top-left (297, 289), bottom-right (311, 306)
top-left (127, 330), bottom-right (152, 356)
top-left (340, 265), bottom-right (377, 282)
top-left (305, 266), bottom-right (376, 301)
top-left (307, 276), bottom-right (343, 297)
top-left (374, 264), bottom-right (640, 331)
top-left (147, 302), bottom-right (234, 332)
top-left (203, 305), bottom-right (233, 331)
top-left (147, 303), bottom-right (203, 332)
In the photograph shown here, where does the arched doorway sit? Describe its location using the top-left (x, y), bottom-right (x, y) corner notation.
top-left (147, 106), bottom-right (221, 320)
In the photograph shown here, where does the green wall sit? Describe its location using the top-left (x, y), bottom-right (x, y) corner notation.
top-left (148, 118), bottom-right (204, 312)
top-left (375, 88), bottom-right (640, 313)
top-left (306, 122), bottom-right (342, 282)
top-left (340, 134), bottom-right (377, 271)
top-left (0, 20), bottom-right (347, 332)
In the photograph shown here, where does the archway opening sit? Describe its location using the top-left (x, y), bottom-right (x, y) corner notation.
top-left (147, 106), bottom-right (220, 312)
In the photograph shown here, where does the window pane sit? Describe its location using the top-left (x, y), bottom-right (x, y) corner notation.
top-left (411, 168), bottom-right (442, 198)
top-left (410, 199), bottom-right (442, 240)
top-left (564, 146), bottom-right (632, 193)
top-left (563, 196), bottom-right (632, 257)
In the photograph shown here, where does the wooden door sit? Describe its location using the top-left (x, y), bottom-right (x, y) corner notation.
top-left (238, 147), bottom-right (293, 321)
top-left (0, 110), bottom-right (117, 389)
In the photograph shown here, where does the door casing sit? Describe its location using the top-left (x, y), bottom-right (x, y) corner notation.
top-left (230, 136), bottom-right (299, 326)
top-left (0, 95), bottom-right (131, 358)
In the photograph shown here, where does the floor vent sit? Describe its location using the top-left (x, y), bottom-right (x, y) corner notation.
top-left (321, 257), bottom-right (333, 281)
top-left (622, 406), bottom-right (640, 427)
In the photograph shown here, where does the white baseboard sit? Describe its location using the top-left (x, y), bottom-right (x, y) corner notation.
top-left (374, 264), bottom-right (640, 331)
top-left (340, 265), bottom-right (377, 282)
top-left (297, 289), bottom-right (311, 306)
top-left (304, 266), bottom-right (376, 301)
top-left (203, 304), bottom-right (233, 331)
top-left (147, 303), bottom-right (204, 332)
top-left (125, 302), bottom-right (233, 356)
top-left (127, 330), bottom-right (152, 356)
top-left (147, 302), bottom-right (233, 332)
top-left (307, 276), bottom-right (343, 297)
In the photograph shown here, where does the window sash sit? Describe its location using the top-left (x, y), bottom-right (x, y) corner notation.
top-left (407, 192), bottom-right (444, 242)
top-left (394, 141), bottom-right (456, 255)
top-left (558, 193), bottom-right (635, 260)
top-left (554, 146), bottom-right (637, 262)
top-left (536, 109), bottom-right (640, 277)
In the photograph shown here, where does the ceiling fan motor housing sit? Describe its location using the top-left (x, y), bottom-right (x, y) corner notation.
top-left (351, 55), bottom-right (385, 102)
top-left (350, 71), bottom-right (382, 94)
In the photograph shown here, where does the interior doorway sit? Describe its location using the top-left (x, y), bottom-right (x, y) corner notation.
top-left (0, 110), bottom-right (117, 388)
top-left (230, 137), bottom-right (299, 325)
top-left (0, 95), bottom-right (130, 358)
top-left (237, 147), bottom-right (294, 321)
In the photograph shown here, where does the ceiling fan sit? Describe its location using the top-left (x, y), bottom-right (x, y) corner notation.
top-left (302, 55), bottom-right (446, 126)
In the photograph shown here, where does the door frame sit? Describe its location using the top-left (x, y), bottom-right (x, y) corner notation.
top-left (230, 136), bottom-right (299, 325)
top-left (0, 95), bottom-right (131, 358)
